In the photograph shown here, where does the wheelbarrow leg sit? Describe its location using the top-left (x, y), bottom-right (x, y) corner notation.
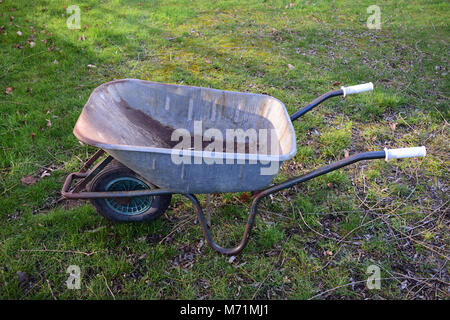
top-left (184, 194), bottom-right (264, 255)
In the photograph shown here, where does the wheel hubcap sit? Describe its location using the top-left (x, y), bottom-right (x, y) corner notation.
top-left (104, 177), bottom-right (153, 215)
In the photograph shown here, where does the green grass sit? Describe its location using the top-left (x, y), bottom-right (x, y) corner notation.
top-left (0, 0), bottom-right (448, 299)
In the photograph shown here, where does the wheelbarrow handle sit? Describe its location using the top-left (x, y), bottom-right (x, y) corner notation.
top-left (384, 146), bottom-right (427, 161)
top-left (341, 82), bottom-right (373, 97)
top-left (290, 82), bottom-right (374, 121)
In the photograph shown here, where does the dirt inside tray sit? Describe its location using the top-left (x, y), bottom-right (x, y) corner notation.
top-left (119, 102), bottom-right (270, 154)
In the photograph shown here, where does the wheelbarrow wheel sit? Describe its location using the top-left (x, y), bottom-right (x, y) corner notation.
top-left (87, 160), bottom-right (171, 223)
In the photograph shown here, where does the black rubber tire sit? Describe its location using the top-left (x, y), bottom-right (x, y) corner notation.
top-left (87, 160), bottom-right (172, 223)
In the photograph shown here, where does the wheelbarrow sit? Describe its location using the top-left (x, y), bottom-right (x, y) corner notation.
top-left (62, 79), bottom-right (427, 255)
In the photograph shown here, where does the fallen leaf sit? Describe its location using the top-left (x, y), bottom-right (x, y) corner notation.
top-left (344, 149), bottom-right (349, 158)
top-left (12, 43), bottom-right (24, 49)
top-left (333, 81), bottom-right (341, 86)
top-left (288, 64), bottom-right (295, 70)
top-left (9, 16), bottom-right (14, 21)
top-left (197, 239), bottom-right (204, 252)
top-left (239, 192), bottom-right (250, 202)
top-left (40, 170), bottom-right (51, 178)
top-left (30, 132), bottom-right (36, 139)
top-left (87, 64), bottom-right (97, 68)
top-left (21, 175), bottom-right (36, 186)
top-left (48, 45), bottom-right (54, 52)
top-left (5, 86), bottom-right (13, 94)
top-left (390, 123), bottom-right (397, 131)
top-left (327, 182), bottom-right (333, 189)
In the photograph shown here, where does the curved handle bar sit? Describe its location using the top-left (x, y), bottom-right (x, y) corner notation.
top-left (290, 82), bottom-right (374, 121)
top-left (188, 147), bottom-right (426, 255)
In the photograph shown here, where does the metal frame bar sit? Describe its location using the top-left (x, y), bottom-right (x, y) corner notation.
top-left (187, 151), bottom-right (385, 255)
top-left (290, 89), bottom-right (343, 121)
top-left (62, 150), bottom-right (385, 255)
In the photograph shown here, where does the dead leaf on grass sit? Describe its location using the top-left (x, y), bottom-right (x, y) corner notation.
top-left (285, 2), bottom-right (295, 9)
top-left (5, 86), bottom-right (13, 94)
top-left (40, 170), bottom-right (51, 178)
top-left (21, 175), bottom-right (36, 186)
top-left (239, 192), bottom-right (251, 203)
top-left (390, 123), bottom-right (397, 131)
top-left (344, 149), bottom-right (349, 158)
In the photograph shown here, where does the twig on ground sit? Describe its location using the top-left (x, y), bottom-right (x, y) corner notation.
top-left (19, 248), bottom-right (99, 256)
top-left (101, 272), bottom-right (115, 300)
top-left (46, 279), bottom-right (57, 300)
top-left (158, 216), bottom-right (195, 245)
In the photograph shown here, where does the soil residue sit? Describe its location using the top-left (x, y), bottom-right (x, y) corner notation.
top-left (117, 100), bottom-right (269, 154)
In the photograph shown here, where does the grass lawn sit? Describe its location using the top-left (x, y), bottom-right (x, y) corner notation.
top-left (0, 0), bottom-right (448, 299)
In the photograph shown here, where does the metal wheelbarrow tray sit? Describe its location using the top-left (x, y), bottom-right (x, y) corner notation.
top-left (73, 79), bottom-right (296, 194)
top-left (62, 79), bottom-right (427, 255)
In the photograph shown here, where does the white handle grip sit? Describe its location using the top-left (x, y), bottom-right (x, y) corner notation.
top-left (384, 146), bottom-right (427, 161)
top-left (341, 82), bottom-right (374, 97)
